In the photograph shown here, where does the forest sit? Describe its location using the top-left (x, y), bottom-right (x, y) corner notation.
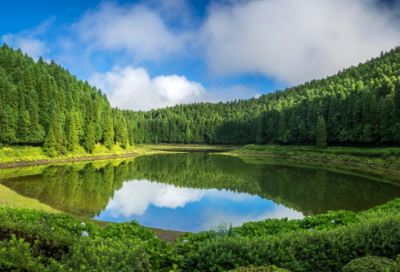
top-left (1, 44), bottom-right (400, 152)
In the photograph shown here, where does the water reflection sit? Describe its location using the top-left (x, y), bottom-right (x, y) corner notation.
top-left (1, 153), bottom-right (400, 232)
top-left (97, 181), bottom-right (303, 232)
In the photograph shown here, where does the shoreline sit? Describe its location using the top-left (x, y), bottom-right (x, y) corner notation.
top-left (0, 152), bottom-right (142, 169)
top-left (2, 143), bottom-right (400, 242)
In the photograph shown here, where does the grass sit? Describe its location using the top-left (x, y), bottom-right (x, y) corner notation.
top-left (138, 143), bottom-right (242, 153)
top-left (230, 144), bottom-right (400, 169)
top-left (0, 143), bottom-right (155, 166)
top-left (0, 184), bottom-right (61, 213)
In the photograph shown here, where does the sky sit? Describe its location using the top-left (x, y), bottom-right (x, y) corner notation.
top-left (1, 0), bottom-right (400, 111)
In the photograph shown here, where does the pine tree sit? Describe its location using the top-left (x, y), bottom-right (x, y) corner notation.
top-left (185, 123), bottom-right (191, 143)
top-left (17, 110), bottom-right (30, 144)
top-left (103, 114), bottom-right (114, 149)
top-left (28, 101), bottom-right (45, 144)
top-left (0, 105), bottom-right (16, 145)
top-left (85, 122), bottom-right (96, 153)
top-left (43, 129), bottom-right (58, 157)
top-left (116, 118), bottom-right (129, 149)
top-left (380, 95), bottom-right (394, 143)
top-left (298, 120), bottom-right (307, 143)
top-left (50, 111), bottom-right (61, 151)
top-left (65, 112), bottom-right (78, 151)
top-left (316, 115), bottom-right (327, 149)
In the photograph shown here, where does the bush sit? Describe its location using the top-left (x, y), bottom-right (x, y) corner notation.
top-left (341, 256), bottom-right (396, 272)
top-left (185, 211), bottom-right (400, 272)
top-left (60, 238), bottom-right (151, 272)
top-left (0, 235), bottom-right (45, 271)
top-left (0, 206), bottom-right (179, 271)
top-left (227, 265), bottom-right (290, 271)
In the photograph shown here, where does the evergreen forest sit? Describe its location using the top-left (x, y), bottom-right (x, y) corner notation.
top-left (2, 43), bottom-right (400, 151)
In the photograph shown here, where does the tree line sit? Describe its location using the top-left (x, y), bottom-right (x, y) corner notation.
top-left (0, 44), bottom-right (132, 156)
top-left (1, 43), bottom-right (400, 150)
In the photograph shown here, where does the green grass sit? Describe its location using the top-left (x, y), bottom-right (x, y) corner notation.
top-left (139, 143), bottom-right (242, 153)
top-left (232, 144), bottom-right (400, 169)
top-left (0, 144), bottom-right (150, 165)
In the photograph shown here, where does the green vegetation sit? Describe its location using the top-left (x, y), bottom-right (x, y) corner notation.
top-left (341, 256), bottom-right (398, 272)
top-left (124, 47), bottom-right (400, 147)
top-left (2, 44), bottom-right (400, 154)
top-left (4, 199), bottom-right (400, 271)
top-left (3, 41), bottom-right (400, 271)
top-left (227, 265), bottom-right (290, 272)
top-left (140, 143), bottom-right (241, 152)
top-left (3, 153), bottom-right (400, 218)
top-left (0, 144), bottom-right (147, 165)
top-left (238, 144), bottom-right (400, 169)
top-left (0, 45), bottom-right (133, 158)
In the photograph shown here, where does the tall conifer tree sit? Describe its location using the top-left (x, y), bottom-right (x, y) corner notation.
top-left (43, 129), bottom-right (58, 157)
top-left (317, 116), bottom-right (327, 149)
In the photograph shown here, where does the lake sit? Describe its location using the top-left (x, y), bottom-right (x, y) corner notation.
top-left (1, 153), bottom-right (400, 232)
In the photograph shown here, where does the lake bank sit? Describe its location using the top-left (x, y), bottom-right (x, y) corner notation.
top-left (3, 143), bottom-right (400, 243)
top-left (0, 144), bottom-right (165, 169)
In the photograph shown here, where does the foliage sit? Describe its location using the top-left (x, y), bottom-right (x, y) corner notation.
top-left (0, 206), bottom-right (179, 271)
top-left (60, 238), bottom-right (151, 272)
top-left (227, 266), bottom-right (290, 272)
top-left (0, 45), bottom-right (130, 152)
top-left (184, 211), bottom-right (400, 271)
top-left (3, 44), bottom-right (400, 151)
top-left (4, 198), bottom-right (400, 270)
top-left (341, 256), bottom-right (397, 272)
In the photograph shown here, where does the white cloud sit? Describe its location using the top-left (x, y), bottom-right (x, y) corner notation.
top-left (88, 65), bottom-right (210, 111)
top-left (73, 1), bottom-right (191, 61)
top-left (1, 35), bottom-right (46, 61)
top-left (202, 0), bottom-right (400, 84)
top-left (1, 18), bottom-right (53, 61)
top-left (106, 180), bottom-right (206, 217)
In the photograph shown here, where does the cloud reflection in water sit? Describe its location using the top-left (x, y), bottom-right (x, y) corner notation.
top-left (97, 179), bottom-right (303, 232)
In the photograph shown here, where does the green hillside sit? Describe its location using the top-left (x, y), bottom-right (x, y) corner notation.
top-left (0, 44), bottom-right (132, 155)
top-left (1, 44), bottom-right (400, 151)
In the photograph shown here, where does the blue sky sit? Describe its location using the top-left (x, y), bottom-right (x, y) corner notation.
top-left (1, 0), bottom-right (400, 111)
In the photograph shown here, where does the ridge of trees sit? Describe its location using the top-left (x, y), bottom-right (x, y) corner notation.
top-left (1, 43), bottom-right (400, 149)
top-left (0, 44), bottom-right (132, 155)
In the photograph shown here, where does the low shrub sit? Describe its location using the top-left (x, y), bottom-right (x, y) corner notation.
top-left (341, 256), bottom-right (397, 272)
top-left (227, 265), bottom-right (290, 271)
top-left (60, 237), bottom-right (151, 272)
top-left (0, 206), bottom-right (180, 271)
top-left (0, 235), bottom-right (46, 272)
top-left (185, 211), bottom-right (400, 271)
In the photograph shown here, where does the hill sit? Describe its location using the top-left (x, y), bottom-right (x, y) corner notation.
top-left (1, 44), bottom-right (400, 151)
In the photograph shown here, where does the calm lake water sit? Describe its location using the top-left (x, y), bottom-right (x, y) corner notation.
top-left (1, 153), bottom-right (400, 232)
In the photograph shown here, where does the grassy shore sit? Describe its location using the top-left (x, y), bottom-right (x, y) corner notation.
top-left (228, 144), bottom-right (400, 168)
top-left (138, 143), bottom-right (242, 153)
top-left (0, 144), bottom-right (158, 168)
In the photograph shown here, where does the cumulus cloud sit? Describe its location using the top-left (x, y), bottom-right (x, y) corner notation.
top-left (1, 35), bottom-right (46, 60)
top-left (1, 17), bottom-right (53, 61)
top-left (202, 0), bottom-right (400, 84)
top-left (89, 65), bottom-right (209, 111)
top-left (72, 1), bottom-right (191, 61)
top-left (106, 180), bottom-right (206, 217)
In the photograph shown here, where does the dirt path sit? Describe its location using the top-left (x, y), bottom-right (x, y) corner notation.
top-left (0, 153), bottom-right (141, 169)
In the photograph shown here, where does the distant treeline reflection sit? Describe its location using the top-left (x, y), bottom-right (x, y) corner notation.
top-left (2, 153), bottom-right (400, 217)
